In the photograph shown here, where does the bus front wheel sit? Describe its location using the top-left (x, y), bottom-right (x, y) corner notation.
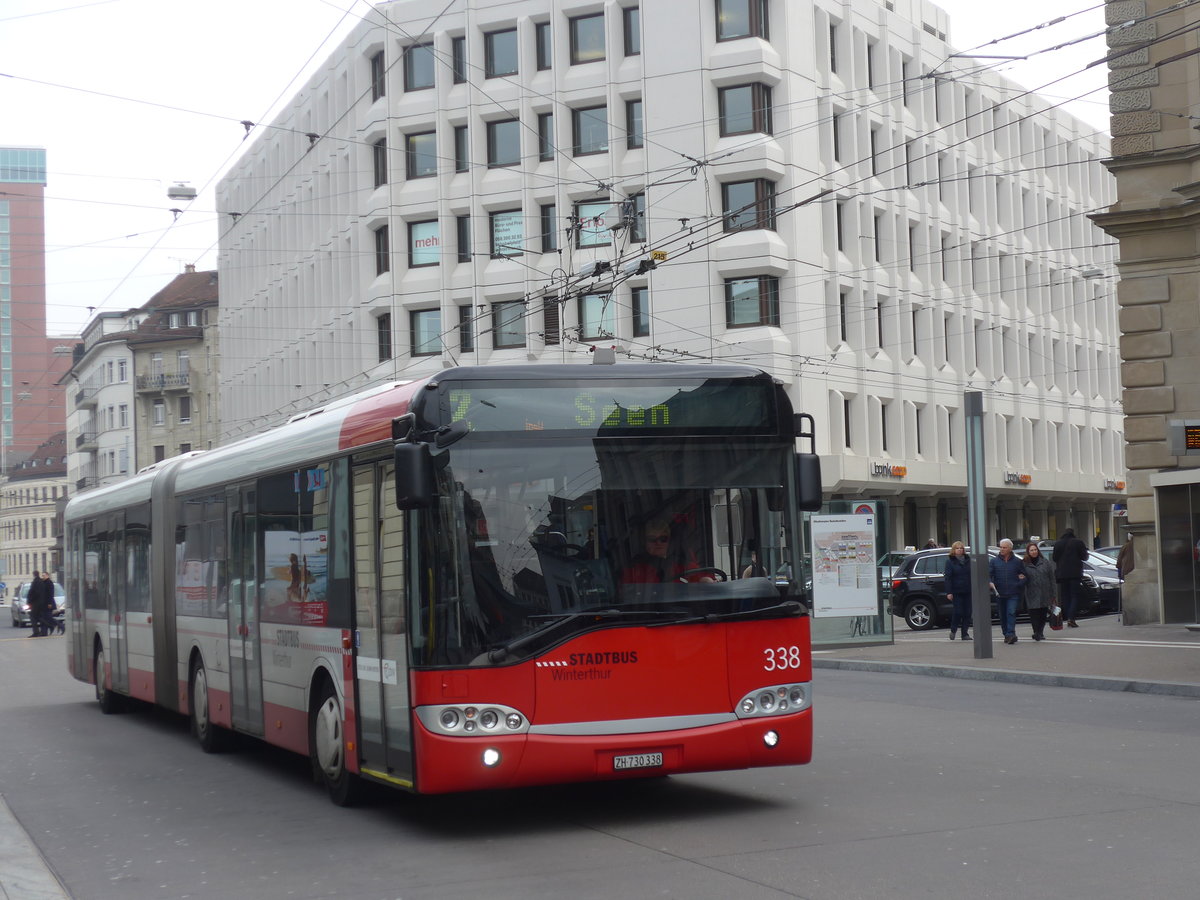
top-left (310, 679), bottom-right (361, 806)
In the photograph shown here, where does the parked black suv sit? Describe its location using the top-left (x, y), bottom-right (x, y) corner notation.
top-left (889, 547), bottom-right (1111, 631)
top-left (888, 548), bottom-right (999, 631)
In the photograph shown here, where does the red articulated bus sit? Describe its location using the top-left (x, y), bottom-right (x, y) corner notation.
top-left (64, 362), bottom-right (822, 802)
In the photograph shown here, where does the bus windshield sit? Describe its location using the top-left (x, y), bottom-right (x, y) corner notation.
top-left (411, 437), bottom-right (805, 667)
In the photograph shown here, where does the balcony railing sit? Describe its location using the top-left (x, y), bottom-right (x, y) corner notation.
top-left (136, 372), bottom-right (191, 392)
top-left (75, 431), bottom-right (98, 450)
top-left (74, 387), bottom-right (98, 408)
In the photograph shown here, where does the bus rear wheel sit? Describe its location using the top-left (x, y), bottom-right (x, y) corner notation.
top-left (190, 658), bottom-right (227, 753)
top-left (94, 646), bottom-right (121, 714)
top-left (310, 679), bottom-right (361, 806)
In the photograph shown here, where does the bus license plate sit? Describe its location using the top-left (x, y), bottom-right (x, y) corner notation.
top-left (613, 752), bottom-right (663, 771)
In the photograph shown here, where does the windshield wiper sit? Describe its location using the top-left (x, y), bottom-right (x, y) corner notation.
top-left (648, 600), bottom-right (807, 628)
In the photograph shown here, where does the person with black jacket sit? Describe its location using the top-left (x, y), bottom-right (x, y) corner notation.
top-left (943, 541), bottom-right (972, 641)
top-left (1052, 528), bottom-right (1089, 627)
top-left (26, 570), bottom-right (51, 638)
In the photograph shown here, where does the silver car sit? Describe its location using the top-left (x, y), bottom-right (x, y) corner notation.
top-left (9, 581), bottom-right (66, 628)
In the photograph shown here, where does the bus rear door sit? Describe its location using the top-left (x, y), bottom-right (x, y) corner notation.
top-left (227, 484), bottom-right (264, 735)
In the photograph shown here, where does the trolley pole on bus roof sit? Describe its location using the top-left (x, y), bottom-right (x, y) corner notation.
top-left (965, 391), bottom-right (993, 659)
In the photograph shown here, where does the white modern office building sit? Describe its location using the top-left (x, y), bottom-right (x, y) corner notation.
top-left (216, 0), bottom-right (1121, 548)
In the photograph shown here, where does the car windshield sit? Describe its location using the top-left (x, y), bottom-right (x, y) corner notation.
top-left (410, 437), bottom-right (806, 666)
top-left (1088, 551), bottom-right (1118, 567)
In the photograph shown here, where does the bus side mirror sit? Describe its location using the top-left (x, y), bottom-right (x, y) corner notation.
top-left (796, 453), bottom-right (823, 512)
top-left (394, 442), bottom-right (436, 510)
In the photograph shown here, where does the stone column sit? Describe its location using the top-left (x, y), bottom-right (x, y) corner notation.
top-left (914, 499), bottom-right (938, 547)
top-left (1025, 500), bottom-right (1050, 542)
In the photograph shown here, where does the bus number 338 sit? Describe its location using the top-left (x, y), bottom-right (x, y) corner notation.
top-left (763, 646), bottom-right (804, 671)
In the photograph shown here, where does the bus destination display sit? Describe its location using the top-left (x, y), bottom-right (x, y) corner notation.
top-left (442, 380), bottom-right (776, 434)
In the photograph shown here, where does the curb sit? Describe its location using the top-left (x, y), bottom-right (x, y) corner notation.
top-left (812, 657), bottom-right (1200, 698)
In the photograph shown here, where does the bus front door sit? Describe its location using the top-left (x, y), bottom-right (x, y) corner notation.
top-left (227, 485), bottom-right (264, 735)
top-left (352, 460), bottom-right (413, 787)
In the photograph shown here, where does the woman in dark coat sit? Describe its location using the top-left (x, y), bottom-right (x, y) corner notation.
top-left (943, 541), bottom-right (972, 640)
top-left (1022, 542), bottom-right (1057, 641)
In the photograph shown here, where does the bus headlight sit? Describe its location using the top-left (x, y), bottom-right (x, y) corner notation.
top-left (417, 703), bottom-right (530, 737)
top-left (735, 682), bottom-right (811, 719)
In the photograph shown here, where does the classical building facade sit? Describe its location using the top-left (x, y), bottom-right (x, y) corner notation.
top-left (0, 431), bottom-right (68, 596)
top-left (1093, 0), bottom-right (1200, 624)
top-left (63, 268), bottom-right (219, 492)
top-left (216, 0), bottom-right (1122, 549)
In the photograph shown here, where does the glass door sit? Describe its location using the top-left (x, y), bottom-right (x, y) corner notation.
top-left (227, 484), bottom-right (263, 734)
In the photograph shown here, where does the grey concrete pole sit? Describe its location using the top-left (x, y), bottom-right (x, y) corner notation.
top-left (965, 391), bottom-right (993, 659)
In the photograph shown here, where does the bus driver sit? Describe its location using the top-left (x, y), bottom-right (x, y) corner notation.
top-left (619, 519), bottom-right (716, 584)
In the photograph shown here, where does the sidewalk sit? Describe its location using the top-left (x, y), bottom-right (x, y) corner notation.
top-left (813, 614), bottom-right (1200, 697)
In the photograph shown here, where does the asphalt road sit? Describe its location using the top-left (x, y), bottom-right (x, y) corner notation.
top-left (3, 632), bottom-right (1200, 899)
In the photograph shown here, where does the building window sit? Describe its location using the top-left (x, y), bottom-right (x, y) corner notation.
top-left (377, 313), bottom-right (392, 362)
top-left (570, 13), bottom-right (605, 64)
top-left (722, 178), bottom-right (775, 231)
top-left (374, 225), bottom-right (390, 275)
top-left (836, 201), bottom-right (846, 252)
top-left (543, 298), bottom-right (561, 345)
top-left (372, 138), bottom-right (387, 187)
top-left (405, 131), bottom-right (437, 179)
top-left (492, 301), bottom-right (526, 348)
top-left (178, 349), bottom-right (189, 374)
top-left (370, 50), bottom-right (386, 101)
top-left (459, 305), bottom-right (475, 351)
top-left (404, 43), bottom-right (435, 91)
top-left (536, 21), bottom-right (552, 70)
top-left (154, 445), bottom-right (165, 463)
top-left (487, 118), bottom-right (521, 167)
top-left (626, 99), bottom-right (643, 149)
top-left (119, 404), bottom-right (128, 428)
top-left (168, 312), bottom-right (181, 328)
top-left (179, 395), bottom-right (192, 424)
top-left (411, 309), bottom-right (441, 356)
top-left (490, 210), bottom-right (524, 257)
top-left (575, 199), bottom-right (611, 247)
top-left (408, 220), bottom-right (440, 267)
top-left (718, 83), bottom-right (772, 136)
top-left (538, 112), bottom-right (554, 161)
top-left (118, 359), bottom-right (127, 382)
top-left (451, 35), bottom-right (466, 83)
top-left (572, 105), bottom-right (608, 156)
top-left (485, 28), bottom-right (518, 77)
top-left (152, 399), bottom-right (165, 426)
top-left (725, 275), bottom-right (780, 327)
top-left (829, 22), bottom-right (839, 73)
top-left (623, 7), bottom-right (641, 56)
top-left (454, 126), bottom-right (468, 172)
top-left (628, 193), bottom-right (646, 242)
top-left (832, 113), bottom-right (842, 161)
top-left (843, 396), bottom-right (852, 448)
top-left (716, 0), bottom-right (768, 41)
top-left (632, 286), bottom-right (649, 336)
top-left (580, 293), bottom-right (615, 340)
top-left (180, 443), bottom-right (192, 455)
top-left (540, 204), bottom-right (558, 252)
top-left (838, 289), bottom-right (849, 343)
top-left (456, 215), bottom-right (471, 263)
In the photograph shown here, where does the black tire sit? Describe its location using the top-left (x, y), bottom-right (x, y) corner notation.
top-left (904, 597), bottom-right (939, 631)
top-left (190, 657), bottom-right (228, 753)
top-left (94, 645), bottom-right (122, 714)
top-left (309, 678), bottom-right (361, 806)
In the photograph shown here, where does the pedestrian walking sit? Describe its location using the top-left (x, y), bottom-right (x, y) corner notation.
top-left (943, 541), bottom-right (972, 640)
top-left (36, 571), bottom-right (58, 636)
top-left (25, 570), bottom-right (50, 638)
top-left (1052, 528), bottom-right (1089, 627)
top-left (1022, 542), bottom-right (1056, 641)
top-left (988, 539), bottom-right (1027, 644)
